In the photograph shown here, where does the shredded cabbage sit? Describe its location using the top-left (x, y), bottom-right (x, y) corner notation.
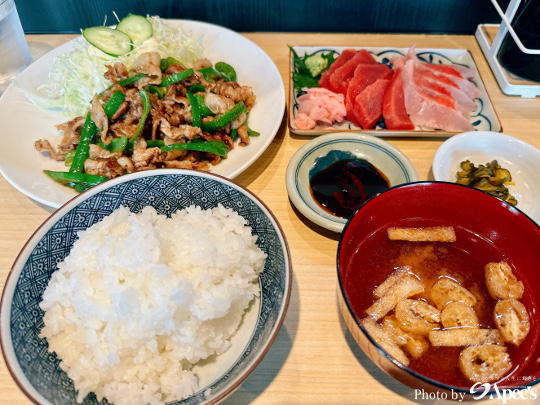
top-left (23, 16), bottom-right (203, 117)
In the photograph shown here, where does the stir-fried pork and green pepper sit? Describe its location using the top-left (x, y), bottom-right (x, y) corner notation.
top-left (35, 52), bottom-right (257, 192)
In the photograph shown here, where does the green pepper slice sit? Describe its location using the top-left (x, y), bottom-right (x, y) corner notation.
top-left (103, 91), bottom-right (125, 119)
top-left (119, 73), bottom-right (146, 86)
top-left (187, 92), bottom-right (202, 128)
top-left (215, 62), bottom-right (237, 82)
top-left (146, 140), bottom-right (165, 148)
top-left (148, 84), bottom-right (167, 99)
top-left (188, 84), bottom-right (206, 93)
top-left (201, 101), bottom-right (245, 132)
top-left (64, 150), bottom-right (76, 166)
top-left (159, 68), bottom-right (194, 87)
top-left (97, 136), bottom-right (128, 153)
top-left (195, 94), bottom-right (215, 117)
top-left (160, 56), bottom-right (182, 71)
top-left (197, 67), bottom-right (220, 82)
top-left (160, 141), bottom-right (228, 157)
top-left (70, 113), bottom-right (97, 173)
top-left (130, 89), bottom-right (151, 144)
top-left (44, 170), bottom-right (108, 192)
top-left (247, 126), bottom-right (260, 136)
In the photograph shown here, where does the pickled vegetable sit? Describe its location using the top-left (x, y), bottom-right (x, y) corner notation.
top-left (456, 160), bottom-right (517, 205)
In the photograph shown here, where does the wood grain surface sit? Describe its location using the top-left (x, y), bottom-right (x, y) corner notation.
top-left (1, 30), bottom-right (539, 405)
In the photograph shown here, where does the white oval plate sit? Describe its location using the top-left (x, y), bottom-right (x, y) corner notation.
top-left (433, 131), bottom-right (540, 224)
top-left (286, 133), bottom-right (418, 232)
top-left (0, 20), bottom-right (285, 209)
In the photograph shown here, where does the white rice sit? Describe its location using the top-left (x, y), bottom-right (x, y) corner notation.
top-left (39, 204), bottom-right (266, 405)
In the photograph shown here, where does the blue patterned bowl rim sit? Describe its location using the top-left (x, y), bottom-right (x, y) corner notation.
top-left (0, 168), bottom-right (292, 405)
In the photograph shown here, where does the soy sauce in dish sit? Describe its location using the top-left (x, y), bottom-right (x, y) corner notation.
top-left (309, 159), bottom-right (390, 219)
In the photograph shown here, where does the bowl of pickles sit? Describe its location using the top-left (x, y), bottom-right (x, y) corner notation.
top-left (432, 131), bottom-right (540, 224)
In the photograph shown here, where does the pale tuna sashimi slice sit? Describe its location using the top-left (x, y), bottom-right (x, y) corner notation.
top-left (404, 46), bottom-right (481, 99)
top-left (450, 64), bottom-right (476, 80)
top-left (345, 63), bottom-right (393, 125)
top-left (294, 87), bottom-right (347, 130)
top-left (397, 47), bottom-right (476, 114)
top-left (352, 79), bottom-right (391, 129)
top-left (422, 64), bottom-right (481, 99)
top-left (412, 64), bottom-right (477, 113)
top-left (319, 49), bottom-right (356, 90)
top-left (410, 69), bottom-right (471, 121)
top-left (328, 49), bottom-right (378, 94)
top-left (401, 60), bottom-right (474, 132)
top-left (382, 69), bottom-right (415, 130)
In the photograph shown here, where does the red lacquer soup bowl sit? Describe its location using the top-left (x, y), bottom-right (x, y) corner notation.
top-left (337, 181), bottom-right (540, 400)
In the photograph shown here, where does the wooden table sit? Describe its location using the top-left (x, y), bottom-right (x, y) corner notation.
top-left (1, 31), bottom-right (539, 405)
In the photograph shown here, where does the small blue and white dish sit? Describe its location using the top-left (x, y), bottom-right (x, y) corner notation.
top-left (0, 169), bottom-right (292, 405)
top-left (286, 133), bottom-right (419, 232)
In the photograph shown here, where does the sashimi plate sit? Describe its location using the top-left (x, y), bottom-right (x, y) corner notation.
top-left (288, 46), bottom-right (501, 137)
top-left (0, 20), bottom-right (285, 209)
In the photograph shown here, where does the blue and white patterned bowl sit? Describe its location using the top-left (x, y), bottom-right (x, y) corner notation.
top-left (286, 133), bottom-right (419, 232)
top-left (0, 169), bottom-right (292, 405)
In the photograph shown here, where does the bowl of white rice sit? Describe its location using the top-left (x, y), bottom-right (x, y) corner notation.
top-left (0, 169), bottom-right (292, 405)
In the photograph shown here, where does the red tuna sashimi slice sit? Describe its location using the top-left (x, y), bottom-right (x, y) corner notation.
top-left (382, 69), bottom-right (414, 130)
top-left (345, 63), bottom-right (393, 123)
top-left (319, 49), bottom-right (356, 90)
top-left (352, 79), bottom-right (391, 129)
top-left (401, 60), bottom-right (474, 132)
top-left (328, 49), bottom-right (378, 94)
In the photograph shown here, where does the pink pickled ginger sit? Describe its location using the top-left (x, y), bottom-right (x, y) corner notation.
top-left (294, 87), bottom-right (347, 130)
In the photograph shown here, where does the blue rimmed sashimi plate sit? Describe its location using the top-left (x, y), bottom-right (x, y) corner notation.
top-left (288, 46), bottom-right (501, 137)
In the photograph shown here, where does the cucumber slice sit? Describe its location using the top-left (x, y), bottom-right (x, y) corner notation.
top-left (83, 26), bottom-right (133, 56)
top-left (116, 14), bottom-right (153, 45)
